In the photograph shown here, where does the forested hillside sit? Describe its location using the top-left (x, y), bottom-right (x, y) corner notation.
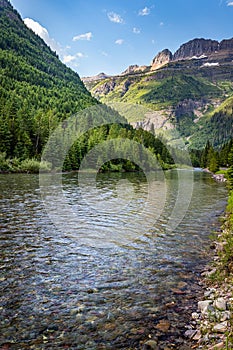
top-left (190, 95), bottom-right (233, 148)
top-left (1, 0), bottom-right (233, 174)
top-left (0, 0), bottom-right (97, 159)
top-left (0, 0), bottom-right (181, 173)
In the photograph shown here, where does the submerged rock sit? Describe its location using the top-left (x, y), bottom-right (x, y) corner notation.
top-left (143, 339), bottom-right (158, 350)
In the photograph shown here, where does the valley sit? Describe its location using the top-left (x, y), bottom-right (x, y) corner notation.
top-left (83, 38), bottom-right (233, 148)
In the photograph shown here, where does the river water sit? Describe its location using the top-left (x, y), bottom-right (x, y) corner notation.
top-left (0, 170), bottom-right (227, 349)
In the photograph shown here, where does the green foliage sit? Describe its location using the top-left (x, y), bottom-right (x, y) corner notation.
top-left (0, 151), bottom-right (51, 173)
top-left (62, 125), bottom-right (176, 172)
top-left (213, 191), bottom-right (233, 278)
top-left (188, 138), bottom-right (233, 170)
top-left (191, 96), bottom-right (233, 149)
top-left (0, 151), bottom-right (10, 171)
top-left (0, 0), bottom-right (97, 160)
top-left (142, 74), bottom-right (220, 106)
top-left (19, 158), bottom-right (51, 173)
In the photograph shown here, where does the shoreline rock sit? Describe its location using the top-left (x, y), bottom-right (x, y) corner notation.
top-left (185, 224), bottom-right (233, 350)
top-left (203, 168), bottom-right (227, 183)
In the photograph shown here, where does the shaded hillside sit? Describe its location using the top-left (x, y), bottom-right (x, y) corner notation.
top-left (0, 0), bottom-right (97, 159)
top-left (190, 95), bottom-right (233, 148)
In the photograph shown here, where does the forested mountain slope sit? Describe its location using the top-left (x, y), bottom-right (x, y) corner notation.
top-left (0, 0), bottom-right (97, 159)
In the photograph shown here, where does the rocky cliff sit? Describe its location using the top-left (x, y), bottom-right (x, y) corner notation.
top-left (121, 64), bottom-right (148, 75)
top-left (151, 49), bottom-right (173, 70)
top-left (219, 38), bottom-right (233, 50)
top-left (82, 37), bottom-right (233, 82)
top-left (173, 38), bottom-right (233, 61)
top-left (173, 38), bottom-right (219, 60)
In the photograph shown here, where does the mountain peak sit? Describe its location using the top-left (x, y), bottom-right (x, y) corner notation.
top-left (173, 38), bottom-right (219, 61)
top-left (121, 64), bottom-right (148, 75)
top-left (151, 49), bottom-right (173, 70)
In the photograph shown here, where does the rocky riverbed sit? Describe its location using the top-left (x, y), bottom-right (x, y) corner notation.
top-left (142, 227), bottom-right (233, 350)
top-left (185, 228), bottom-right (233, 350)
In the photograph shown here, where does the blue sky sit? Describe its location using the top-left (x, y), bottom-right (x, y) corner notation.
top-left (10, 0), bottom-right (233, 77)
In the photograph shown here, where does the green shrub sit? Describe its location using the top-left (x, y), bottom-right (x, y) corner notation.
top-left (0, 152), bottom-right (11, 172)
top-left (19, 158), bottom-right (42, 173)
top-left (39, 161), bottom-right (52, 173)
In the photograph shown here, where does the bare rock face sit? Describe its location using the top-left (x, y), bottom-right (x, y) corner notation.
top-left (121, 64), bottom-right (147, 75)
top-left (121, 65), bottom-right (139, 75)
top-left (173, 38), bottom-right (219, 61)
top-left (151, 49), bottom-right (173, 70)
top-left (219, 38), bottom-right (233, 50)
top-left (93, 79), bottom-right (116, 95)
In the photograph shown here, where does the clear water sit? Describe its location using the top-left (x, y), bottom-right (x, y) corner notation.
top-left (0, 170), bottom-right (227, 349)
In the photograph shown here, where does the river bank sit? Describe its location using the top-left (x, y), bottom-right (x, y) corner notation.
top-left (142, 173), bottom-right (233, 350)
top-left (186, 192), bottom-right (233, 350)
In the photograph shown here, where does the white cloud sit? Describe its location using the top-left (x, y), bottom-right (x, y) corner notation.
top-left (107, 12), bottom-right (124, 23)
top-left (63, 55), bottom-right (76, 64)
top-left (24, 18), bottom-right (89, 70)
top-left (24, 18), bottom-right (61, 54)
top-left (115, 39), bottom-right (124, 45)
top-left (160, 22), bottom-right (164, 26)
top-left (227, 1), bottom-right (233, 5)
top-left (63, 53), bottom-right (85, 64)
top-left (138, 7), bottom-right (150, 16)
top-left (101, 51), bottom-right (108, 57)
top-left (73, 32), bottom-right (93, 41)
top-left (133, 27), bottom-right (141, 34)
top-left (76, 52), bottom-right (85, 58)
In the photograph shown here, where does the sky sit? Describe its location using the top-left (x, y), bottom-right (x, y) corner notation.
top-left (10, 0), bottom-right (233, 77)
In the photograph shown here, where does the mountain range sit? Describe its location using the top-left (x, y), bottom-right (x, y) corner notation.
top-left (0, 0), bottom-right (233, 166)
top-left (82, 37), bottom-right (233, 148)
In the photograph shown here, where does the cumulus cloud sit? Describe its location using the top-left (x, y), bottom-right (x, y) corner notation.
top-left (227, 1), bottom-right (233, 5)
top-left (133, 27), bottom-right (141, 34)
top-left (138, 7), bottom-right (150, 16)
top-left (107, 12), bottom-right (124, 23)
top-left (24, 18), bottom-right (88, 69)
top-left (63, 53), bottom-right (85, 64)
top-left (63, 55), bottom-right (76, 64)
top-left (115, 39), bottom-right (124, 45)
top-left (24, 18), bottom-right (61, 54)
top-left (73, 32), bottom-right (93, 41)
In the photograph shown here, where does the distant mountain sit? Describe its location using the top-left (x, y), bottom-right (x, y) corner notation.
top-left (173, 38), bottom-right (233, 62)
top-left (151, 49), bottom-right (173, 71)
top-left (83, 37), bottom-right (233, 82)
top-left (173, 38), bottom-right (219, 61)
top-left (83, 37), bottom-right (233, 148)
top-left (0, 0), bottom-right (97, 159)
top-left (82, 72), bottom-right (110, 83)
